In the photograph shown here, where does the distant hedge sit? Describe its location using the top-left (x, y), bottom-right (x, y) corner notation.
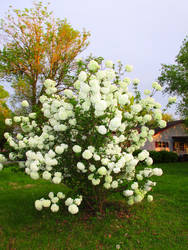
top-left (149, 150), bottom-right (178, 164)
top-left (133, 150), bottom-right (179, 164)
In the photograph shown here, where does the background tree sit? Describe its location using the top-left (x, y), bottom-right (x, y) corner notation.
top-left (162, 113), bottom-right (174, 122)
top-left (0, 1), bottom-right (90, 111)
top-left (0, 86), bottom-right (12, 150)
top-left (158, 36), bottom-right (188, 118)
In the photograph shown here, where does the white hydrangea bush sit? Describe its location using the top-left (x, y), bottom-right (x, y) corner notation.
top-left (0, 59), bottom-right (172, 214)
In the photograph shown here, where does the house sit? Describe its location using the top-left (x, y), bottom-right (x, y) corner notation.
top-left (144, 120), bottom-right (188, 155)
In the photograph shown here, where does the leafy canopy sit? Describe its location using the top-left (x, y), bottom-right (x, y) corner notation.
top-left (158, 36), bottom-right (188, 117)
top-left (0, 86), bottom-right (11, 149)
top-left (0, 1), bottom-right (90, 110)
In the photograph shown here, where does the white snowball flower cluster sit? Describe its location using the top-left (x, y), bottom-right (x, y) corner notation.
top-left (35, 192), bottom-right (66, 212)
top-left (152, 82), bottom-right (162, 91)
top-left (65, 195), bottom-right (82, 214)
top-left (168, 96), bottom-right (177, 104)
top-left (2, 58), bottom-right (174, 214)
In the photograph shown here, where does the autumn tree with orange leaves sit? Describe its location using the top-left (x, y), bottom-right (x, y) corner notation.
top-left (0, 1), bottom-right (90, 111)
top-left (0, 86), bottom-right (12, 149)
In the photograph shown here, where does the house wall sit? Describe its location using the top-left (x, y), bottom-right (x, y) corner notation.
top-left (143, 123), bottom-right (188, 152)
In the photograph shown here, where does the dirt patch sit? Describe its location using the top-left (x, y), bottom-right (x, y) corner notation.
top-left (8, 182), bottom-right (19, 187)
top-left (8, 182), bottom-right (36, 189)
top-left (23, 184), bottom-right (36, 188)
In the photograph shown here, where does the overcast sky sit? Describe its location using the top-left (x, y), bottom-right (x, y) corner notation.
top-left (1, 0), bottom-right (188, 118)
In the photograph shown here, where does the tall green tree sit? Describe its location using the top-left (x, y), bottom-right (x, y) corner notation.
top-left (158, 36), bottom-right (188, 117)
top-left (0, 1), bottom-right (90, 111)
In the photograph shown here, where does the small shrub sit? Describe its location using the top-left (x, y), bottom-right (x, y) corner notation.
top-left (0, 59), bottom-right (173, 215)
top-left (149, 150), bottom-right (178, 164)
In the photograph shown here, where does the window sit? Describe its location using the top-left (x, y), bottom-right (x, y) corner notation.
top-left (179, 143), bottom-right (185, 151)
top-left (155, 141), bottom-right (169, 148)
top-left (173, 142), bottom-right (185, 151)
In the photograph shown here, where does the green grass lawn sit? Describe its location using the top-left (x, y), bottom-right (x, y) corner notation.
top-left (0, 162), bottom-right (188, 250)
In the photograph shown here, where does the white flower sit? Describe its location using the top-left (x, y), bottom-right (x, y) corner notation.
top-left (51, 204), bottom-right (59, 212)
top-left (57, 192), bottom-right (65, 199)
top-left (35, 200), bottom-right (43, 211)
top-left (109, 117), bottom-right (121, 131)
top-left (105, 60), bottom-right (113, 68)
top-left (96, 70), bottom-right (106, 80)
top-left (118, 94), bottom-right (129, 105)
top-left (152, 82), bottom-right (162, 91)
top-left (127, 197), bottom-right (134, 206)
top-left (69, 119), bottom-right (76, 126)
top-left (106, 69), bottom-right (116, 80)
top-left (95, 100), bottom-right (107, 111)
top-left (133, 78), bottom-right (140, 85)
top-left (89, 164), bottom-right (96, 172)
top-left (68, 204), bottom-right (79, 214)
top-left (74, 198), bottom-right (82, 206)
top-left (55, 146), bottom-right (64, 154)
top-left (97, 125), bottom-right (107, 135)
top-left (88, 60), bottom-right (100, 71)
top-left (30, 172), bottom-right (39, 180)
top-left (93, 154), bottom-right (100, 161)
top-left (14, 116), bottom-right (21, 123)
top-left (4, 132), bottom-right (10, 139)
top-left (113, 167), bottom-right (120, 173)
top-left (52, 176), bottom-right (61, 184)
top-left (105, 175), bottom-right (112, 183)
top-left (73, 145), bottom-right (82, 153)
top-left (74, 80), bottom-right (81, 90)
top-left (58, 110), bottom-right (68, 120)
top-left (123, 190), bottom-right (134, 197)
top-left (65, 198), bottom-right (73, 206)
top-left (63, 89), bottom-right (73, 98)
top-left (168, 96), bottom-right (176, 104)
top-left (138, 150), bottom-right (149, 161)
top-left (54, 172), bottom-right (62, 178)
top-left (95, 110), bottom-right (104, 117)
top-left (51, 197), bottom-right (59, 203)
top-left (29, 113), bottom-right (36, 119)
top-left (153, 168), bottom-right (163, 176)
top-left (145, 157), bottom-right (153, 166)
top-left (131, 182), bottom-right (138, 190)
top-left (0, 154), bottom-right (6, 162)
top-left (39, 95), bottom-right (47, 103)
top-left (144, 89), bottom-right (151, 95)
top-left (147, 195), bottom-right (153, 202)
top-left (97, 166), bottom-right (107, 176)
top-left (44, 79), bottom-right (56, 88)
top-left (134, 195), bottom-right (143, 203)
top-left (92, 178), bottom-right (100, 185)
top-left (42, 171), bottom-right (51, 180)
top-left (111, 181), bottom-right (118, 189)
top-left (159, 120), bottom-right (166, 128)
top-left (88, 174), bottom-right (94, 180)
top-left (48, 192), bottom-right (54, 199)
top-left (125, 65), bottom-right (133, 72)
top-left (116, 244), bottom-right (121, 249)
top-left (136, 174), bottom-right (143, 181)
top-left (77, 162), bottom-right (85, 171)
top-left (104, 183), bottom-right (111, 189)
top-left (82, 150), bottom-right (92, 160)
top-left (21, 100), bottom-right (29, 107)
top-left (132, 104), bottom-right (142, 113)
top-left (80, 82), bottom-right (90, 93)
top-left (5, 118), bottom-right (12, 126)
top-left (42, 199), bottom-right (51, 208)
top-left (88, 146), bottom-right (95, 153)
